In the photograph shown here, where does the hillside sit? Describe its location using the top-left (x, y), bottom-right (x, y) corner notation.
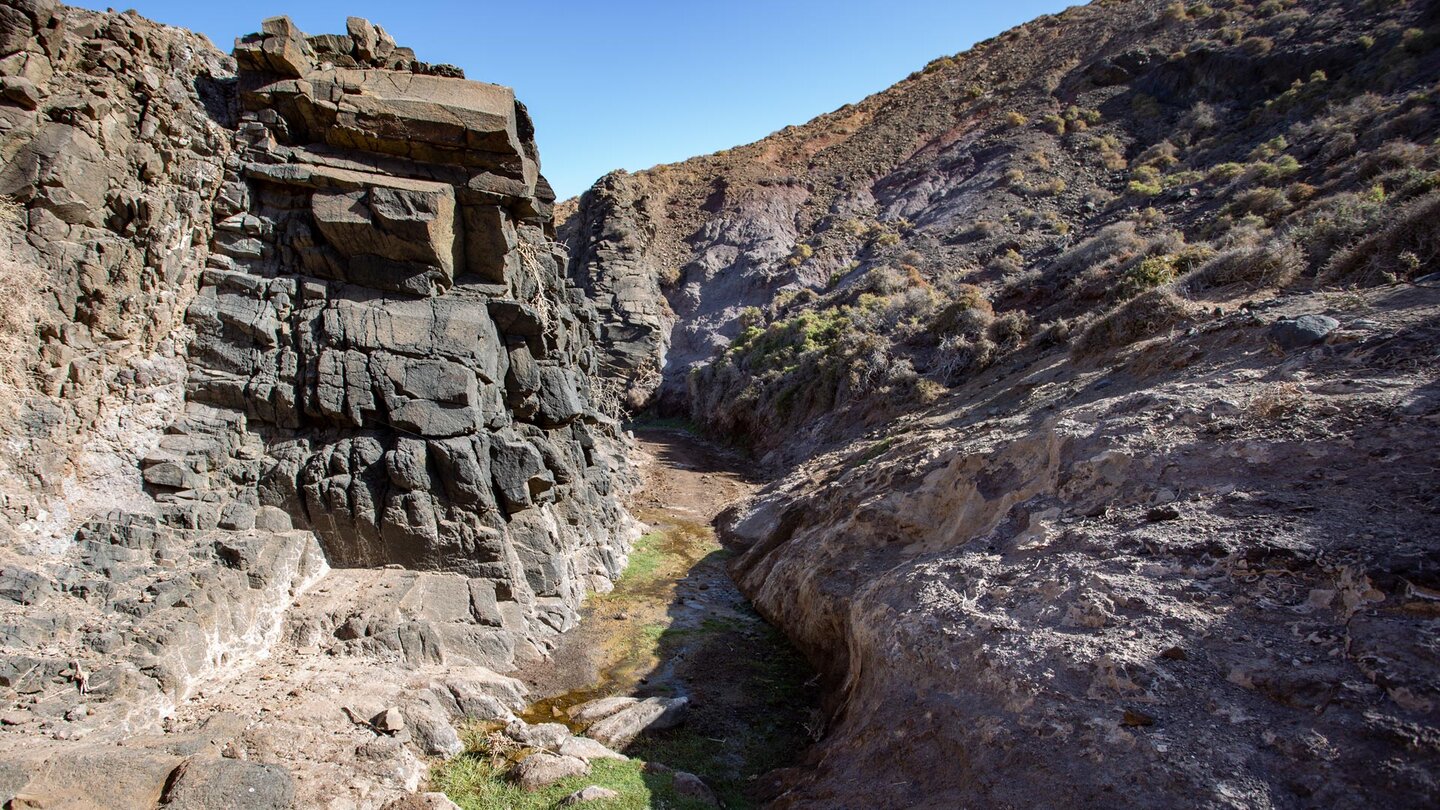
top-left (564, 0), bottom-right (1440, 806)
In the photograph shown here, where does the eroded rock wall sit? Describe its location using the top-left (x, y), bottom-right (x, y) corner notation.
top-left (0, 7), bottom-right (635, 807)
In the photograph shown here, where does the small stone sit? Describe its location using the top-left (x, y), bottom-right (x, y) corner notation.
top-left (561, 785), bottom-right (621, 805)
top-left (370, 707), bottom-right (404, 735)
top-left (672, 771), bottom-right (718, 806)
top-left (1146, 505), bottom-right (1181, 522)
top-left (1121, 709), bottom-right (1156, 727)
top-left (515, 752), bottom-right (589, 791)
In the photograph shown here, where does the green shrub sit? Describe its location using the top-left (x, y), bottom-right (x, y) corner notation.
top-left (786, 242), bottom-right (814, 266)
top-left (1003, 111), bottom-right (1029, 128)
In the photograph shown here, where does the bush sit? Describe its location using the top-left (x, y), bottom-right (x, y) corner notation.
top-left (786, 242), bottom-right (814, 266)
top-left (1003, 111), bottom-right (1029, 128)
top-left (1322, 193), bottom-right (1440, 286)
top-left (1183, 238), bottom-right (1304, 292)
top-left (987, 248), bottom-right (1025, 275)
top-left (934, 334), bottom-right (997, 382)
top-left (1284, 192), bottom-right (1384, 262)
top-left (1072, 287), bottom-right (1195, 358)
top-left (987, 310), bottom-right (1032, 347)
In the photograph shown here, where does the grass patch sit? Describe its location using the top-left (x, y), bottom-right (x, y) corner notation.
top-left (619, 532), bottom-right (667, 586)
top-left (434, 743), bottom-right (717, 810)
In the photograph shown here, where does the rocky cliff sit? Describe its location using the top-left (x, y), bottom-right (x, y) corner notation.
top-left (0, 5), bottom-right (634, 807)
top-left (566, 0), bottom-right (1440, 806)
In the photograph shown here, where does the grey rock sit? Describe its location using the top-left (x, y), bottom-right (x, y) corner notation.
top-left (561, 785), bottom-right (620, 805)
top-left (1269, 314), bottom-right (1339, 350)
top-left (672, 771), bottom-right (718, 806)
top-left (515, 752), bottom-right (588, 791)
top-left (567, 696), bottom-right (638, 724)
top-left (558, 736), bottom-right (627, 763)
top-left (161, 757), bottom-right (295, 810)
top-left (505, 719), bottom-right (570, 751)
top-left (585, 697), bottom-right (688, 750)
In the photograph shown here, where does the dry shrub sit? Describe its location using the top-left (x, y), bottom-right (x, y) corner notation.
top-left (1249, 382), bottom-right (1303, 421)
top-left (1321, 194), bottom-right (1440, 286)
top-left (935, 333), bottom-right (997, 383)
top-left (987, 309), bottom-right (1031, 347)
top-left (1183, 238), bottom-right (1304, 292)
top-left (1071, 287), bottom-right (1194, 358)
top-left (1049, 221), bottom-right (1146, 280)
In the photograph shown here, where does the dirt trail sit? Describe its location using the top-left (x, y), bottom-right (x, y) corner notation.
top-left (517, 428), bottom-right (819, 807)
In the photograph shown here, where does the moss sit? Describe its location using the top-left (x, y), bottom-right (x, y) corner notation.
top-left (435, 751), bottom-right (718, 810)
top-left (620, 532), bottom-right (668, 585)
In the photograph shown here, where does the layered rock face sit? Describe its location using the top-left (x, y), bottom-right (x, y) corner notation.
top-left (0, 6), bottom-right (634, 807)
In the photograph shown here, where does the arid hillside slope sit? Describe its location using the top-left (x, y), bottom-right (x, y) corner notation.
top-left (565, 0), bottom-right (1440, 806)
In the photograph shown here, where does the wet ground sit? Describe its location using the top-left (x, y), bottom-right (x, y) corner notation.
top-left (516, 428), bottom-right (819, 807)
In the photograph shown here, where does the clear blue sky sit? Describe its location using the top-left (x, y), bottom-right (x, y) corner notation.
top-left (76, 1), bottom-right (1075, 199)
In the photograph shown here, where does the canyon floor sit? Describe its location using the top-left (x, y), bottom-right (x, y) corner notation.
top-left (436, 429), bottom-right (819, 808)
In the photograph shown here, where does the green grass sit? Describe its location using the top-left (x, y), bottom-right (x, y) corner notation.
top-left (618, 532), bottom-right (667, 585)
top-left (434, 752), bottom-right (718, 810)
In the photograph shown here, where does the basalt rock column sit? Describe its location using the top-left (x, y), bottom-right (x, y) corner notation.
top-left (153, 16), bottom-right (634, 660)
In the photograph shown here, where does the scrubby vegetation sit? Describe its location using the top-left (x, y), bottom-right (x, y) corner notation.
top-left (650, 0), bottom-right (1440, 451)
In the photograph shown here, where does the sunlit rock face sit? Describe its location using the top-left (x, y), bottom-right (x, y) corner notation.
top-left (0, 7), bottom-right (635, 807)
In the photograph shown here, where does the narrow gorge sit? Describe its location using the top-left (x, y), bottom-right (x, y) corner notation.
top-left (1, 0), bottom-right (1439, 808)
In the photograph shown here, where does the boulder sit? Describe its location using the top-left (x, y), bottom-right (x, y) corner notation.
top-left (504, 719), bottom-right (570, 751)
top-left (585, 697), bottom-right (688, 750)
top-left (672, 771), bottom-right (718, 806)
top-left (514, 752), bottom-right (588, 791)
top-left (160, 757), bottom-right (295, 810)
top-left (558, 736), bottom-right (626, 763)
top-left (1269, 314), bottom-right (1339, 350)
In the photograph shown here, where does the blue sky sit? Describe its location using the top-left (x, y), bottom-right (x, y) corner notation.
top-left (77, 1), bottom-right (1076, 199)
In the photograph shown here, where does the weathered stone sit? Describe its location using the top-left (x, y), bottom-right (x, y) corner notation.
top-left (561, 785), bottom-right (620, 805)
top-left (585, 697), bottom-right (688, 750)
top-left (504, 719), bottom-right (570, 751)
top-left (1269, 314), bottom-right (1339, 350)
top-left (161, 757), bottom-right (295, 810)
top-left (672, 771), bottom-right (718, 806)
top-left (558, 736), bottom-right (626, 763)
top-left (567, 696), bottom-right (637, 724)
top-left (515, 753), bottom-right (588, 791)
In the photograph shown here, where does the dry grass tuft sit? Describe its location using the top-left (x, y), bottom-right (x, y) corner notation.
top-left (1321, 194), bottom-right (1440, 287)
top-left (1071, 287), bottom-right (1195, 358)
top-left (1183, 238), bottom-right (1304, 293)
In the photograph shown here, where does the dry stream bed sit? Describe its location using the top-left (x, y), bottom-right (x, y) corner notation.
top-left (437, 429), bottom-right (819, 809)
